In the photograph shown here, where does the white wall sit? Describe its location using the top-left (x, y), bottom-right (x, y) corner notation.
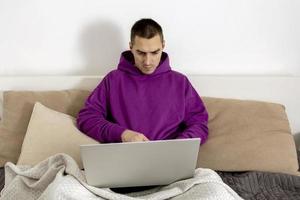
top-left (0, 0), bottom-right (299, 76)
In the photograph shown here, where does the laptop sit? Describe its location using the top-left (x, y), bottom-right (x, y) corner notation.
top-left (80, 138), bottom-right (200, 188)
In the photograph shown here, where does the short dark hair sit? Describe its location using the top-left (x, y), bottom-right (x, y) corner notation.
top-left (130, 18), bottom-right (164, 44)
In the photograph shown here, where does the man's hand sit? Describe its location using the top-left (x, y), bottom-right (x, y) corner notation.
top-left (121, 129), bottom-right (149, 142)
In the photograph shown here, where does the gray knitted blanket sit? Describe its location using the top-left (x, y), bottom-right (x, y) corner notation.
top-left (0, 154), bottom-right (242, 200)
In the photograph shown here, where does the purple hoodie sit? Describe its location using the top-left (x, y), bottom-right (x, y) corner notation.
top-left (77, 51), bottom-right (208, 143)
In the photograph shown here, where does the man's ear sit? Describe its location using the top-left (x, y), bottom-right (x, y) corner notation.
top-left (162, 40), bottom-right (165, 49)
top-left (129, 42), bottom-right (133, 49)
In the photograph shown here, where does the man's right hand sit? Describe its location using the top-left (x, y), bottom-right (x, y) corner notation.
top-left (121, 129), bottom-right (149, 142)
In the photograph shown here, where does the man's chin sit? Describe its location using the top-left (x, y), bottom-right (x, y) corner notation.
top-left (136, 65), bottom-right (156, 74)
top-left (140, 67), bottom-right (155, 74)
top-left (142, 69), bottom-right (155, 75)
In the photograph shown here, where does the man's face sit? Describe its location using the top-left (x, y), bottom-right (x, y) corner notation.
top-left (130, 34), bottom-right (165, 75)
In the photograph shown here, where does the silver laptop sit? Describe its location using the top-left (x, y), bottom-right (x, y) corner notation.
top-left (80, 138), bottom-right (200, 188)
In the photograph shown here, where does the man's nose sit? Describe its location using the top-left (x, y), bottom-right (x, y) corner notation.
top-left (144, 54), bottom-right (151, 65)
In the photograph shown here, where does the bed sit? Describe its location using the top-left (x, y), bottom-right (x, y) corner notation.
top-left (1, 75), bottom-right (300, 199)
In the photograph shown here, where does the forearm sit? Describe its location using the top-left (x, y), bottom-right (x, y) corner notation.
top-left (176, 123), bottom-right (208, 144)
top-left (77, 111), bottom-right (126, 143)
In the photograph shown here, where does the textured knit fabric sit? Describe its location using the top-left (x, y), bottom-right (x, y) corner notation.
top-left (0, 154), bottom-right (243, 200)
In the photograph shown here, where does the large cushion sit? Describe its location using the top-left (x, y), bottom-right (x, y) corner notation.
top-left (0, 89), bottom-right (298, 175)
top-left (17, 102), bottom-right (98, 168)
top-left (0, 93), bottom-right (3, 121)
top-left (0, 90), bottom-right (90, 166)
top-left (198, 97), bottom-right (299, 175)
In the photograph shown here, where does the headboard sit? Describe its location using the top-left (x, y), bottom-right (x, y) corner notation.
top-left (1, 75), bottom-right (300, 146)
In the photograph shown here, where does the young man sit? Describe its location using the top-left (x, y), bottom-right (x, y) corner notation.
top-left (77, 18), bottom-right (209, 144)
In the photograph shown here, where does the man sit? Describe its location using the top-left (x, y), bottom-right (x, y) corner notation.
top-left (77, 18), bottom-right (208, 144)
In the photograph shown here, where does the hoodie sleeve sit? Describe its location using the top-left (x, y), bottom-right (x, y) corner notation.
top-left (76, 77), bottom-right (126, 143)
top-left (176, 79), bottom-right (209, 144)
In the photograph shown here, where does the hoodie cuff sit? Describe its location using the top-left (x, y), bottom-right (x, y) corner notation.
top-left (108, 124), bottom-right (127, 143)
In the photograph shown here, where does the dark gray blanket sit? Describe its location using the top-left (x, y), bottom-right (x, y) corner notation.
top-left (0, 167), bottom-right (4, 192)
top-left (217, 151), bottom-right (300, 200)
top-left (217, 170), bottom-right (300, 200)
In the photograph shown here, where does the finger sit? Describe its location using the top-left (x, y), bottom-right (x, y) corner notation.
top-left (131, 136), bottom-right (144, 142)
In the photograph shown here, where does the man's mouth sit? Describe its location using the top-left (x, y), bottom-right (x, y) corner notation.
top-left (143, 65), bottom-right (152, 69)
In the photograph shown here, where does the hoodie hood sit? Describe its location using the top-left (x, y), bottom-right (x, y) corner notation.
top-left (117, 50), bottom-right (171, 76)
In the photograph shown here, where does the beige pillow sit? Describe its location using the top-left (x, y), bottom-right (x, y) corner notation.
top-left (0, 90), bottom-right (90, 167)
top-left (17, 102), bottom-right (98, 169)
top-left (1, 89), bottom-right (298, 175)
top-left (198, 97), bottom-right (299, 175)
